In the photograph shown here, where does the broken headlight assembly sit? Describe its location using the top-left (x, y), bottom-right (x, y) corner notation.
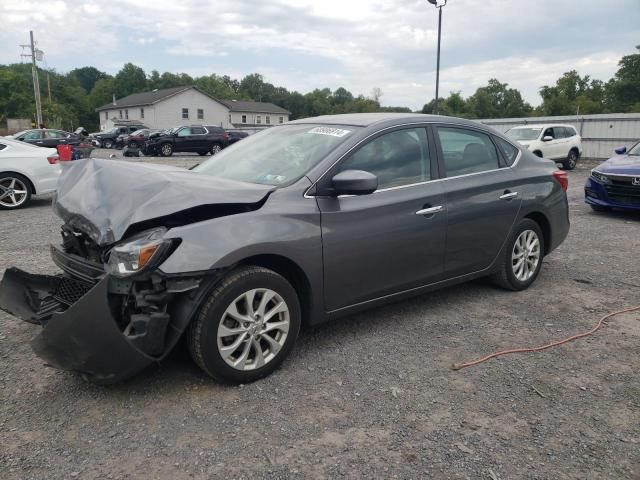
top-left (106, 227), bottom-right (177, 277)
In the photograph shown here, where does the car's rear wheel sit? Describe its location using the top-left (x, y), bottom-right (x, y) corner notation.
top-left (211, 143), bottom-right (222, 155)
top-left (160, 143), bottom-right (173, 157)
top-left (562, 149), bottom-right (578, 170)
top-left (188, 266), bottom-right (301, 383)
top-left (491, 218), bottom-right (544, 291)
top-left (0, 173), bottom-right (32, 210)
top-left (102, 139), bottom-right (114, 149)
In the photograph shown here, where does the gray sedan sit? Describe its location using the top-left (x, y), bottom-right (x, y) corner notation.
top-left (0, 113), bottom-right (569, 384)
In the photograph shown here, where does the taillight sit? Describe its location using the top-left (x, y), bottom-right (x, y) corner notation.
top-left (223, 133), bottom-right (230, 140)
top-left (553, 170), bottom-right (568, 192)
top-left (47, 154), bottom-right (59, 165)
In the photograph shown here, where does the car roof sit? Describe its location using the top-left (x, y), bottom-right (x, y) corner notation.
top-left (287, 112), bottom-right (488, 130)
top-left (510, 124), bottom-right (576, 129)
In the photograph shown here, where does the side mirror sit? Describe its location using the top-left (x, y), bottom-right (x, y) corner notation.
top-left (330, 170), bottom-right (378, 196)
top-left (542, 136), bottom-right (553, 142)
top-left (614, 146), bottom-right (627, 155)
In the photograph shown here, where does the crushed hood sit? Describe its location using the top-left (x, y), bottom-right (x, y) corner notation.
top-left (53, 158), bottom-right (274, 246)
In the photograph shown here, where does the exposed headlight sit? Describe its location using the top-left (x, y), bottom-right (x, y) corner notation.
top-left (591, 170), bottom-right (611, 184)
top-left (106, 227), bottom-right (176, 277)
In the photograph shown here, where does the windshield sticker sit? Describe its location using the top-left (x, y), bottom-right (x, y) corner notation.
top-left (307, 127), bottom-right (351, 138)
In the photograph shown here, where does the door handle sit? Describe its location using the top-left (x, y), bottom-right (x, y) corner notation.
top-left (415, 205), bottom-right (443, 215)
top-left (500, 191), bottom-right (518, 200)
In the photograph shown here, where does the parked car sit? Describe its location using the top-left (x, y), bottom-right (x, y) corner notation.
top-left (91, 124), bottom-right (147, 149)
top-left (143, 125), bottom-right (229, 156)
top-left (506, 124), bottom-right (582, 170)
top-left (0, 113), bottom-right (569, 384)
top-left (227, 130), bottom-right (250, 145)
top-left (117, 129), bottom-right (159, 149)
top-left (8, 129), bottom-right (81, 148)
top-left (0, 138), bottom-right (61, 209)
top-left (585, 142), bottom-right (640, 212)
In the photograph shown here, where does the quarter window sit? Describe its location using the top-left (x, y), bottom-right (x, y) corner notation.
top-left (198, 109), bottom-right (204, 120)
top-left (182, 108), bottom-right (189, 119)
top-left (339, 128), bottom-right (431, 189)
top-left (436, 127), bottom-right (500, 176)
top-left (494, 136), bottom-right (519, 166)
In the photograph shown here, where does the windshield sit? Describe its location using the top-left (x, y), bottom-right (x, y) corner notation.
top-left (506, 128), bottom-right (542, 141)
top-left (194, 124), bottom-right (359, 186)
top-left (628, 142), bottom-right (640, 156)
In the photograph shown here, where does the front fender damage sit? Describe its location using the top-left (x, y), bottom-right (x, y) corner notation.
top-left (0, 267), bottom-right (219, 384)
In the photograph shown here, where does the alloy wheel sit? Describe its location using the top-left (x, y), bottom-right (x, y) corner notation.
top-left (567, 151), bottom-right (577, 169)
top-left (161, 144), bottom-right (172, 156)
top-left (0, 177), bottom-right (29, 208)
top-left (217, 288), bottom-right (290, 371)
top-left (511, 229), bottom-right (540, 282)
top-left (211, 144), bottom-right (222, 155)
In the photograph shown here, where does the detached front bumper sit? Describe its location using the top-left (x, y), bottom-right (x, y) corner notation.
top-left (0, 268), bottom-right (155, 383)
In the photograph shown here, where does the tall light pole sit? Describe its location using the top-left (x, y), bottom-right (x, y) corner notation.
top-left (427, 0), bottom-right (447, 115)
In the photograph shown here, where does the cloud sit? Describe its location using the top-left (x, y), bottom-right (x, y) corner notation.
top-left (0, 0), bottom-right (637, 110)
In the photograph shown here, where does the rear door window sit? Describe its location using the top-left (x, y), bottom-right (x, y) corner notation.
top-left (436, 127), bottom-right (500, 176)
top-left (191, 126), bottom-right (207, 135)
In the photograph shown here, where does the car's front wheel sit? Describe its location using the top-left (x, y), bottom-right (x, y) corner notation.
top-left (0, 173), bottom-right (32, 210)
top-left (160, 143), bottom-right (173, 157)
top-left (102, 139), bottom-right (114, 149)
top-left (188, 266), bottom-right (301, 383)
top-left (491, 219), bottom-right (544, 291)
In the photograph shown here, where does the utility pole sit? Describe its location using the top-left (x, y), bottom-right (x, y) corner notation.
top-left (20, 31), bottom-right (43, 127)
top-left (426, 0), bottom-right (447, 115)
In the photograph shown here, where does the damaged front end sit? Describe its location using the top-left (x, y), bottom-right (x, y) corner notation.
top-left (0, 226), bottom-right (218, 384)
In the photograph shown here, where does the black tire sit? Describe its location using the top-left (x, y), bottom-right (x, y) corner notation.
top-left (102, 139), bottom-right (114, 149)
top-left (198, 151), bottom-right (209, 156)
top-left (211, 143), bottom-right (222, 155)
top-left (188, 266), bottom-right (301, 384)
top-left (0, 172), bottom-right (32, 210)
top-left (590, 205), bottom-right (611, 212)
top-left (532, 150), bottom-right (543, 158)
top-left (562, 149), bottom-right (579, 170)
top-left (160, 143), bottom-right (173, 157)
top-left (128, 141), bottom-right (138, 148)
top-left (491, 218), bottom-right (545, 291)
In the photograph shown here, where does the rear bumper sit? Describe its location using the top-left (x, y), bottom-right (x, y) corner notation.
top-left (0, 268), bottom-right (154, 383)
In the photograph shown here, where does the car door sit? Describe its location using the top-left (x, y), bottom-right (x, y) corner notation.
top-left (174, 127), bottom-right (193, 152)
top-left (541, 127), bottom-right (561, 159)
top-left (316, 126), bottom-right (447, 312)
top-left (434, 125), bottom-right (522, 278)
top-left (190, 126), bottom-right (208, 151)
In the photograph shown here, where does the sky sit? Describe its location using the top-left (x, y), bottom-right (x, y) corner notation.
top-left (1, 0), bottom-right (639, 110)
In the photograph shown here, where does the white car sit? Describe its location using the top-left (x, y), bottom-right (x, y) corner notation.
top-left (505, 124), bottom-right (583, 170)
top-left (0, 137), bottom-right (61, 210)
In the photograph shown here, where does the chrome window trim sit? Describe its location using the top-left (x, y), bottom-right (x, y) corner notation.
top-left (304, 121), bottom-right (522, 198)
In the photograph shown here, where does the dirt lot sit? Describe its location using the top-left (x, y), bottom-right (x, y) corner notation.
top-left (1, 152), bottom-right (639, 479)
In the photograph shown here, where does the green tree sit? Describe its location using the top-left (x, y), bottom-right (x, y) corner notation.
top-left (467, 79), bottom-right (531, 118)
top-left (67, 66), bottom-right (108, 93)
top-left (605, 46), bottom-right (640, 112)
top-left (114, 63), bottom-right (147, 98)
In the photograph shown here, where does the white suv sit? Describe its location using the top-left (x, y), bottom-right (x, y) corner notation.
top-left (506, 124), bottom-right (582, 170)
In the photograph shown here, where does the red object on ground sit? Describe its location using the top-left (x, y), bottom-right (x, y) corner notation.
top-left (56, 144), bottom-right (73, 161)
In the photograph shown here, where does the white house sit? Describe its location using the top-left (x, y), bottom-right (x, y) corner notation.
top-left (96, 86), bottom-right (290, 131)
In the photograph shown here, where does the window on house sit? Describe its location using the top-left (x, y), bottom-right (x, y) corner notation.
top-left (279, 116), bottom-right (284, 124)
top-left (140, 108), bottom-right (144, 119)
top-left (228, 114), bottom-right (232, 124)
top-left (241, 115), bottom-right (247, 124)
top-left (105, 111), bottom-right (108, 120)
top-left (197, 109), bottom-right (204, 120)
top-left (182, 108), bottom-right (189, 119)
top-left (266, 116), bottom-right (271, 125)
top-left (125, 109), bottom-right (129, 119)
top-left (119, 110), bottom-right (123, 119)
top-left (256, 115), bottom-right (262, 124)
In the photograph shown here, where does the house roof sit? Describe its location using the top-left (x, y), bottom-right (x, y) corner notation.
top-left (96, 86), bottom-right (192, 111)
top-left (217, 99), bottom-right (290, 115)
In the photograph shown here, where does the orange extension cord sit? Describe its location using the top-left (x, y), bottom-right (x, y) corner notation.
top-left (452, 305), bottom-right (640, 370)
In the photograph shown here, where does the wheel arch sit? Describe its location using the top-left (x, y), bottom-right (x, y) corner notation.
top-left (523, 211), bottom-right (551, 254)
top-left (237, 254), bottom-right (313, 326)
top-left (0, 170), bottom-right (36, 194)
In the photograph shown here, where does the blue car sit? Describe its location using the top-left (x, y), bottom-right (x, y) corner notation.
top-left (585, 142), bottom-right (640, 212)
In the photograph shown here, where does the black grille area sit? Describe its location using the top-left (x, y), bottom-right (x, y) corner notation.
top-left (605, 184), bottom-right (640, 205)
top-left (53, 277), bottom-right (93, 306)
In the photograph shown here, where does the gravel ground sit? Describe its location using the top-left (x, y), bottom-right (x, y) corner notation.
top-left (1, 152), bottom-right (639, 479)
